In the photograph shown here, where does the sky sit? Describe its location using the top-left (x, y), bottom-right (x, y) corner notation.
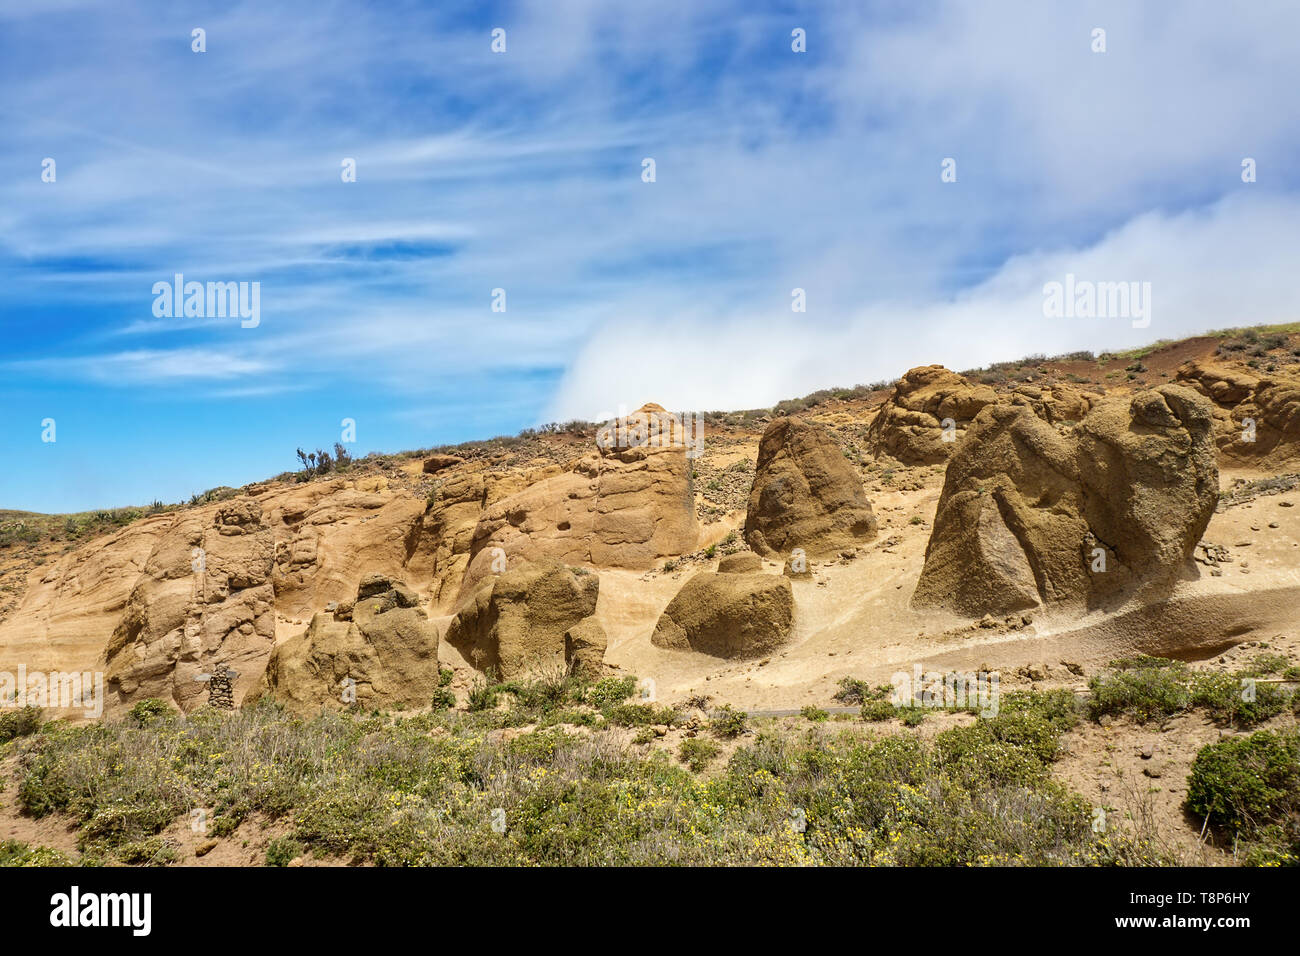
top-left (2, 0), bottom-right (1298, 513)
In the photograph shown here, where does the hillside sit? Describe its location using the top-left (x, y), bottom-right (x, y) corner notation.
top-left (1, 325), bottom-right (1298, 866)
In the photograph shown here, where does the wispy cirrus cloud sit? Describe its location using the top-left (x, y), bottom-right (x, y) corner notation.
top-left (1, 0), bottom-right (1298, 512)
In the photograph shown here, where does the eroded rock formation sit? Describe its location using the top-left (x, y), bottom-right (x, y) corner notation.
top-left (744, 417), bottom-right (877, 559)
top-left (913, 385), bottom-right (1218, 616)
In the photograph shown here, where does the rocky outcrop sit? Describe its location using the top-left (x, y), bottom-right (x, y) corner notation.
top-left (1008, 383), bottom-right (1099, 424)
top-left (866, 366), bottom-right (998, 464)
top-left (254, 573), bottom-right (440, 713)
top-left (744, 417), bottom-right (877, 559)
top-left (455, 405), bottom-right (698, 599)
top-left (563, 617), bottom-right (608, 677)
top-left (446, 560), bottom-right (601, 678)
top-left (422, 454), bottom-right (465, 474)
top-left (0, 475), bottom-right (434, 716)
top-left (103, 500), bottom-right (276, 712)
top-left (913, 385), bottom-right (1218, 616)
top-left (267, 475), bottom-right (426, 621)
top-left (1175, 359), bottom-right (1300, 464)
top-left (651, 570), bottom-right (793, 658)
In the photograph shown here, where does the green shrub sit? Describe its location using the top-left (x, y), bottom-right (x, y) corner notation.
top-left (800, 706), bottom-right (829, 722)
top-left (604, 703), bottom-right (678, 727)
top-left (1190, 672), bottom-right (1291, 726)
top-left (709, 704), bottom-right (748, 738)
top-left (899, 707), bottom-right (927, 727)
top-left (0, 839), bottom-right (72, 867)
top-left (114, 836), bottom-right (177, 866)
top-left (860, 700), bottom-right (897, 722)
top-left (678, 738), bottom-right (721, 772)
top-left (1087, 658), bottom-right (1191, 722)
top-left (430, 689), bottom-right (456, 710)
top-left (128, 698), bottom-right (171, 725)
top-left (584, 676), bottom-right (638, 709)
top-left (265, 835), bottom-right (303, 866)
top-left (0, 706), bottom-right (43, 742)
top-left (467, 676), bottom-right (500, 712)
top-left (1186, 730), bottom-right (1300, 831)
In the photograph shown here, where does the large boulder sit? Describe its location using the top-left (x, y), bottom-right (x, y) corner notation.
top-left (254, 573), bottom-right (440, 713)
top-left (563, 617), bottom-right (609, 677)
top-left (866, 366), bottom-right (998, 464)
top-left (743, 417), bottom-right (877, 559)
top-left (455, 404), bottom-right (698, 599)
top-left (446, 560), bottom-right (601, 678)
top-left (651, 570), bottom-right (793, 658)
top-left (913, 385), bottom-right (1218, 616)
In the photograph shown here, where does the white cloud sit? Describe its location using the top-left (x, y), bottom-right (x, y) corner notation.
top-left (545, 193), bottom-right (1300, 419)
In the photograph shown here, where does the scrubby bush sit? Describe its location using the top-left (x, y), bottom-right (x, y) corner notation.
top-left (678, 738), bottom-right (721, 772)
top-left (265, 835), bottom-right (303, 866)
top-left (709, 704), bottom-right (748, 738)
top-left (0, 706), bottom-right (43, 742)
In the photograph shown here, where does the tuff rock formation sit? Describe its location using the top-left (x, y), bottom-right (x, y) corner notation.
top-left (254, 572), bottom-right (440, 713)
top-left (651, 569), bottom-right (793, 658)
top-left (446, 559), bottom-right (601, 678)
top-left (744, 417), bottom-right (877, 559)
top-left (866, 366), bottom-right (998, 464)
top-left (1175, 359), bottom-right (1300, 465)
top-left (453, 404), bottom-right (698, 599)
top-left (103, 499), bottom-right (276, 711)
top-left (913, 385), bottom-right (1218, 616)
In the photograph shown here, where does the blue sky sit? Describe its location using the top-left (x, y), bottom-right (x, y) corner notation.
top-left (2, 0), bottom-right (1299, 513)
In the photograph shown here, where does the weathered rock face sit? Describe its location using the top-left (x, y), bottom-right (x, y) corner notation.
top-left (1175, 360), bottom-right (1300, 464)
top-left (651, 570), bottom-right (793, 658)
top-left (563, 616), bottom-right (608, 677)
top-left (716, 552), bottom-right (762, 574)
top-left (254, 573), bottom-right (440, 714)
top-left (422, 454), bottom-right (465, 474)
top-left (866, 366), bottom-right (999, 464)
top-left (0, 475), bottom-right (435, 716)
top-left (744, 417), bottom-right (877, 559)
top-left (446, 560), bottom-right (601, 678)
top-left (455, 405), bottom-right (698, 600)
top-left (103, 500), bottom-right (276, 712)
top-left (267, 475), bottom-right (426, 621)
top-left (1008, 383), bottom-right (1099, 424)
top-left (1076, 385), bottom-right (1219, 582)
top-left (913, 385), bottom-right (1218, 617)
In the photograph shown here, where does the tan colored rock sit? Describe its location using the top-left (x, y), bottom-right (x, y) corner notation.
top-left (1009, 383), bottom-right (1099, 423)
top-left (866, 366), bottom-right (998, 464)
top-left (651, 569), bottom-right (793, 658)
top-left (422, 454), bottom-right (465, 474)
top-left (913, 385), bottom-right (1218, 616)
top-left (446, 560), bottom-right (600, 678)
top-left (1176, 359), bottom-right (1300, 464)
top-left (455, 405), bottom-right (698, 600)
top-left (744, 417), bottom-right (876, 559)
top-left (267, 479), bottom-right (426, 620)
top-left (716, 552), bottom-right (762, 574)
top-left (254, 573), bottom-right (440, 713)
top-left (103, 502), bottom-right (276, 712)
top-left (563, 616), bottom-right (608, 677)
